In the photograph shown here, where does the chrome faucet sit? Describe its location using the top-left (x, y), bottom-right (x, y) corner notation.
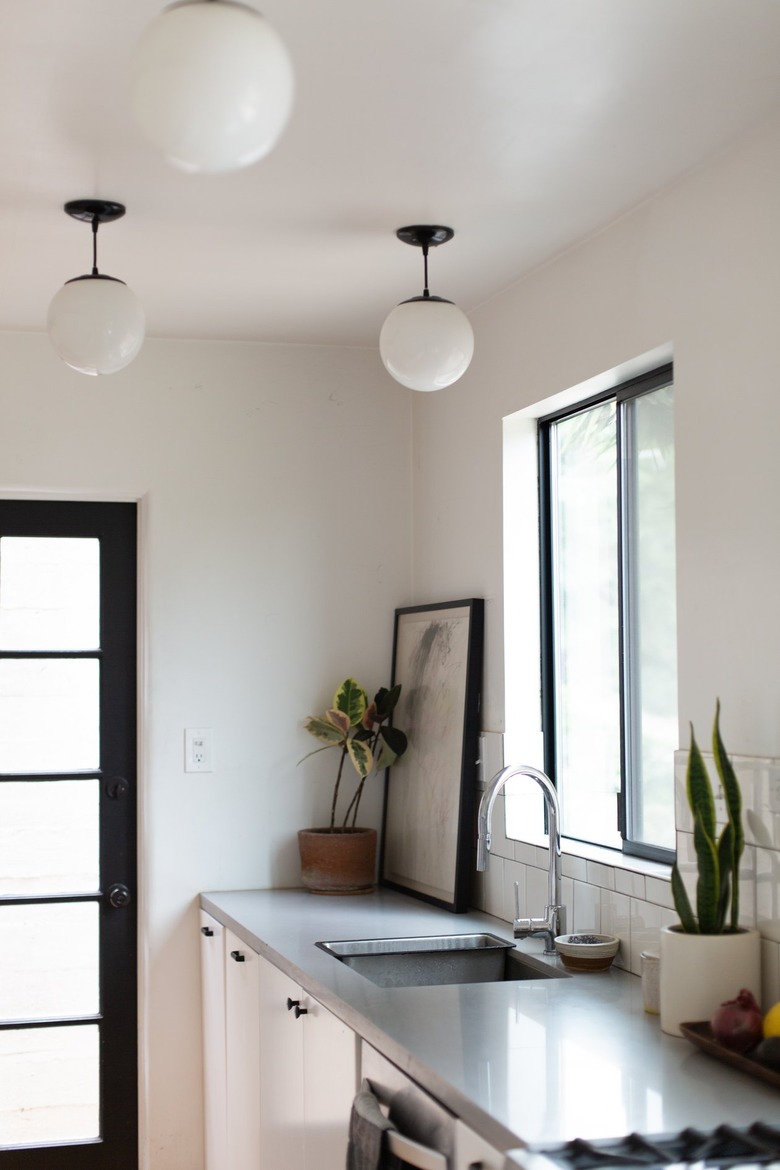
top-left (476, 764), bottom-right (566, 954)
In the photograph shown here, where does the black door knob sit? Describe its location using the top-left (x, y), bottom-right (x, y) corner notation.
top-left (107, 883), bottom-right (132, 909)
top-left (105, 777), bottom-right (130, 800)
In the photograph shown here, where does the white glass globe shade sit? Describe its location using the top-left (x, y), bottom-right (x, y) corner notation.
top-left (47, 277), bottom-right (146, 376)
top-left (130, 0), bottom-right (294, 174)
top-left (379, 298), bottom-right (475, 392)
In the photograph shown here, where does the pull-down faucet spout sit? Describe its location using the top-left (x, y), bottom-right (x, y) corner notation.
top-left (476, 764), bottom-right (566, 954)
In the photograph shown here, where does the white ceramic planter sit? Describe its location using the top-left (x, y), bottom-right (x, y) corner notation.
top-left (659, 925), bottom-right (761, 1037)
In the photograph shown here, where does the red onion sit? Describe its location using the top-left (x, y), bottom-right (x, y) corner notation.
top-left (710, 988), bottom-right (762, 1052)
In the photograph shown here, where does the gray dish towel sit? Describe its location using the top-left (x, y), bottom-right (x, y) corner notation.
top-left (346, 1080), bottom-right (405, 1170)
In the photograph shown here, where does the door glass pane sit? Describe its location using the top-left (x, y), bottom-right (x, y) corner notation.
top-left (0, 779), bottom-right (99, 895)
top-left (0, 902), bottom-right (99, 1022)
top-left (627, 386), bottom-right (677, 850)
top-left (0, 538), bottom-right (100, 651)
top-left (552, 401), bottom-right (621, 848)
top-left (0, 659), bottom-right (99, 773)
top-left (0, 1024), bottom-right (100, 1146)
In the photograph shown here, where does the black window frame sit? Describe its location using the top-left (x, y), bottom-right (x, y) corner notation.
top-left (538, 363), bottom-right (675, 864)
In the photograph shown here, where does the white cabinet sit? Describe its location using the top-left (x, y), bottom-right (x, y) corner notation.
top-left (200, 914), bottom-right (356, 1170)
top-left (200, 917), bottom-right (262, 1170)
top-left (257, 955), bottom-right (357, 1170)
top-left (199, 910), bottom-right (227, 1170)
top-left (225, 928), bottom-right (262, 1170)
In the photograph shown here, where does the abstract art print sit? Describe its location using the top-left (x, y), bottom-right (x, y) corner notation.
top-left (380, 599), bottom-right (484, 911)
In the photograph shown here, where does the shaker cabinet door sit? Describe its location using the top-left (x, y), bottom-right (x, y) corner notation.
top-left (199, 911), bottom-right (227, 1170)
top-left (257, 959), bottom-right (305, 1170)
top-left (224, 929), bottom-right (262, 1170)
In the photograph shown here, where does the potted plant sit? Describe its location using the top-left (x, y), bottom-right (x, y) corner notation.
top-left (297, 678), bottom-right (408, 894)
top-left (660, 700), bottom-right (761, 1035)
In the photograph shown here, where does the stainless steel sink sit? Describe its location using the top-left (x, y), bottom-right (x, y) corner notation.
top-left (315, 932), bottom-right (568, 987)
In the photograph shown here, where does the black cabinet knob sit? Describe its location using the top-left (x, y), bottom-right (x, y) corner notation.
top-left (230, 950), bottom-right (245, 963)
top-left (201, 926), bottom-right (214, 937)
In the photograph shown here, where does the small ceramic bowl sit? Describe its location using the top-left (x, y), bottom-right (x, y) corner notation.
top-left (554, 933), bottom-right (620, 972)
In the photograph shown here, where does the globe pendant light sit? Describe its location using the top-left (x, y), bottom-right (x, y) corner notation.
top-left (379, 225), bottom-right (474, 392)
top-left (47, 201), bottom-right (145, 377)
top-left (130, 0), bottom-right (294, 175)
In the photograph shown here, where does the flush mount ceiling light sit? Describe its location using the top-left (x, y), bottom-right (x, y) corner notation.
top-left (130, 0), bottom-right (295, 175)
top-left (47, 200), bottom-right (146, 377)
top-left (379, 225), bottom-right (475, 393)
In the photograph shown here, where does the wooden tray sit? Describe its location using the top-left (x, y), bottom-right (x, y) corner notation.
top-left (680, 1021), bottom-right (780, 1089)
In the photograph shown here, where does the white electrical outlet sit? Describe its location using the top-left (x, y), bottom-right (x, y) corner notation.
top-left (185, 728), bottom-right (214, 773)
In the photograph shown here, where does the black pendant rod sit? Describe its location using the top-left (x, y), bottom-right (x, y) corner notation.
top-left (395, 224), bottom-right (454, 301)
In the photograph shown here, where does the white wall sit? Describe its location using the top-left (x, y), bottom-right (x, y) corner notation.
top-left (411, 109), bottom-right (780, 759)
top-left (0, 333), bottom-right (412, 1168)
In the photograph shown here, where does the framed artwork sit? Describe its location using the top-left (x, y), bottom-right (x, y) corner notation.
top-left (380, 598), bottom-right (484, 912)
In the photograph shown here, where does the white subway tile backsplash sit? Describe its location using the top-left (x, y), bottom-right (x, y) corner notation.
top-left (756, 844), bottom-right (780, 942)
top-left (482, 854), bottom-right (506, 921)
top-left (601, 889), bottom-right (631, 970)
top-left (561, 876), bottom-right (574, 930)
top-left (504, 858), bottom-right (526, 925)
top-left (645, 875), bottom-right (675, 910)
top-left (526, 863), bottom-right (549, 916)
top-left (514, 841), bottom-right (538, 866)
top-left (535, 845), bottom-right (550, 872)
top-left (586, 861), bottom-right (615, 890)
top-left (628, 899), bottom-right (677, 976)
top-left (474, 749), bottom-right (780, 980)
top-left (761, 938), bottom-right (780, 1011)
top-left (488, 793), bottom-right (513, 860)
top-left (562, 854), bottom-right (588, 881)
top-left (572, 880), bottom-right (601, 933)
top-left (614, 869), bottom-right (645, 900)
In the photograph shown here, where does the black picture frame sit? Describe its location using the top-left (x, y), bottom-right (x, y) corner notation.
top-left (380, 598), bottom-right (484, 912)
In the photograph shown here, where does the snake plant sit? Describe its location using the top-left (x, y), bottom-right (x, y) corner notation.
top-left (670, 701), bottom-right (744, 934)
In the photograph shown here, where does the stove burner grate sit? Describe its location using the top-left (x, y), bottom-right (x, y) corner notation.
top-left (538, 1123), bottom-right (780, 1169)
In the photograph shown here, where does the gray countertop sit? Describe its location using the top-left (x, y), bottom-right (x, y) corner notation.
top-left (201, 886), bottom-right (780, 1152)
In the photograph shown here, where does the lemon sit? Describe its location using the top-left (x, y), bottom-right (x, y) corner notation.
top-left (763, 1002), bottom-right (780, 1038)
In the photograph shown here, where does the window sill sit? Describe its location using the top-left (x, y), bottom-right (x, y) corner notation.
top-left (558, 837), bottom-right (671, 881)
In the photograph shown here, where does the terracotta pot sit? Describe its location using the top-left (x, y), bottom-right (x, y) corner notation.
top-left (297, 827), bottom-right (377, 895)
top-left (659, 924), bottom-right (761, 1036)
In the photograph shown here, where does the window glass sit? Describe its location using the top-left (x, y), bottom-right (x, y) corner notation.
top-left (0, 537), bottom-right (100, 651)
top-left (0, 1025), bottom-right (100, 1145)
top-left (0, 659), bottom-right (100, 773)
top-left (0, 902), bottom-right (99, 1022)
top-left (550, 400), bottom-right (621, 848)
top-left (0, 779), bottom-right (99, 895)
top-left (623, 386), bottom-right (677, 850)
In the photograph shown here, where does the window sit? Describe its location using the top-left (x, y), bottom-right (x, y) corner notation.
top-left (538, 365), bottom-right (676, 860)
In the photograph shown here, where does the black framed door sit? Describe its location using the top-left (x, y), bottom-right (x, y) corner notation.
top-left (0, 500), bottom-right (137, 1170)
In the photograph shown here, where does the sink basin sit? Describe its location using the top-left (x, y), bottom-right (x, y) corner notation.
top-left (315, 932), bottom-right (568, 987)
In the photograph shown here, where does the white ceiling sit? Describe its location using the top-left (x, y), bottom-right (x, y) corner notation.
top-left (3, 0), bottom-right (780, 350)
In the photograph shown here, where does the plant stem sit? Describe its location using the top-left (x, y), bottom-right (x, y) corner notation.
top-left (330, 746), bottom-right (348, 830)
top-left (341, 727), bottom-right (379, 828)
